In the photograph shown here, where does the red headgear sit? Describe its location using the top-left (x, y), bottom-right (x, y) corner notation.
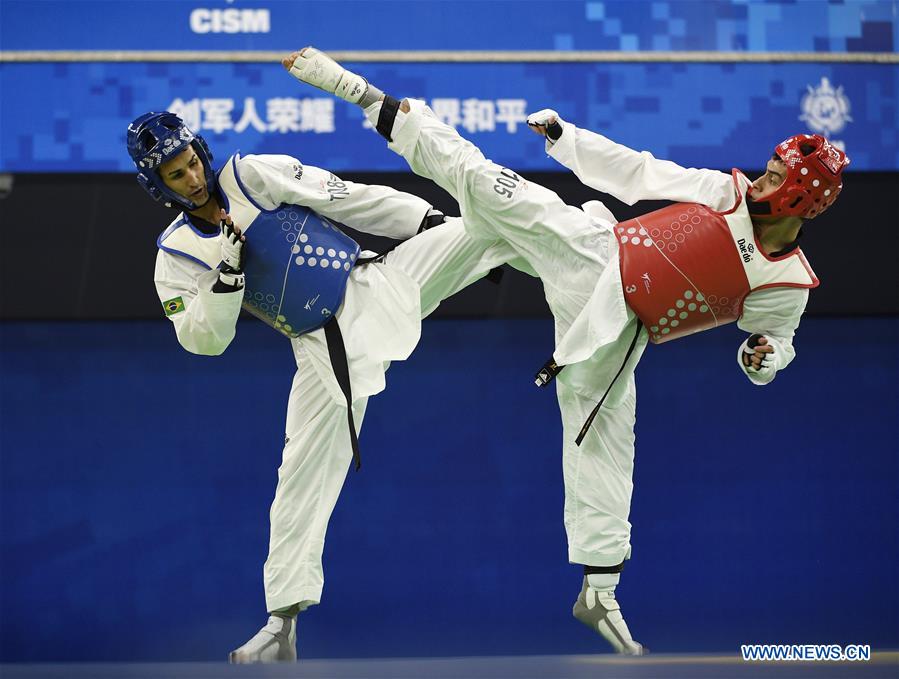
top-left (748, 134), bottom-right (850, 220)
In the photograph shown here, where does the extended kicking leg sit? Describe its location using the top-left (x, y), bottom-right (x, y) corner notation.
top-left (283, 47), bottom-right (603, 331)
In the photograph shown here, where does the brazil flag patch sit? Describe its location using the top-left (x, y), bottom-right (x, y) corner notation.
top-left (162, 296), bottom-right (185, 316)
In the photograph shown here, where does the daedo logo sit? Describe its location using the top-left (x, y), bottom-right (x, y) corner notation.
top-left (736, 237), bottom-right (755, 263)
top-left (190, 7), bottom-right (271, 34)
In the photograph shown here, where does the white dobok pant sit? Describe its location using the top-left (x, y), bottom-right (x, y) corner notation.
top-left (264, 219), bottom-right (512, 612)
top-left (374, 100), bottom-right (640, 570)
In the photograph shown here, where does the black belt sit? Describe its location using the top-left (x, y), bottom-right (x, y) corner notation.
top-left (318, 256), bottom-right (383, 474)
top-left (534, 319), bottom-right (644, 446)
top-left (322, 316), bottom-right (362, 471)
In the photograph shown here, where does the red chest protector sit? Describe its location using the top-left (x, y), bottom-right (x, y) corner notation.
top-left (617, 170), bottom-right (819, 344)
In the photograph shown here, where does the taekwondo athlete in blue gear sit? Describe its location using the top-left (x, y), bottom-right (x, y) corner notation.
top-left (127, 111), bottom-right (516, 663)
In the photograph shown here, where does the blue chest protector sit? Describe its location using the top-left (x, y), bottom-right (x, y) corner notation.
top-left (158, 154), bottom-right (361, 339)
top-left (223, 155), bottom-right (361, 338)
top-left (240, 206), bottom-right (361, 337)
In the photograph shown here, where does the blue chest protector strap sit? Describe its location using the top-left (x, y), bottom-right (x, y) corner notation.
top-left (322, 317), bottom-right (361, 471)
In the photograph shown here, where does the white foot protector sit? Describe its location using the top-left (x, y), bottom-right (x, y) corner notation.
top-left (229, 614), bottom-right (297, 663)
top-left (288, 47), bottom-right (368, 104)
top-left (572, 578), bottom-right (645, 655)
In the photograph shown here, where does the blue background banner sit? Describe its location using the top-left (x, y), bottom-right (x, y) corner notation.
top-left (1, 0), bottom-right (895, 52)
top-left (1, 61), bottom-right (892, 172)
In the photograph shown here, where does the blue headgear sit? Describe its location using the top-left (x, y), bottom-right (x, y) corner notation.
top-left (126, 112), bottom-right (216, 211)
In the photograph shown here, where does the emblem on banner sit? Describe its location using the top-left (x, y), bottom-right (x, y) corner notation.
top-left (800, 77), bottom-right (852, 137)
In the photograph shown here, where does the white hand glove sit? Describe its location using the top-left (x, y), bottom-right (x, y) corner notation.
top-left (738, 334), bottom-right (778, 382)
top-left (218, 212), bottom-right (246, 289)
top-left (220, 216), bottom-right (245, 272)
top-left (527, 109), bottom-right (565, 142)
top-left (526, 108), bottom-right (560, 128)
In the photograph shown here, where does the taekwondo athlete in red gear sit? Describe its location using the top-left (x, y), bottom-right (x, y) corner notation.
top-left (127, 112), bottom-right (514, 663)
top-left (282, 46), bottom-right (850, 656)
